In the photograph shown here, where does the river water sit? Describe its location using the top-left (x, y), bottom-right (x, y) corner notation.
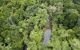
top-left (43, 29), bottom-right (51, 45)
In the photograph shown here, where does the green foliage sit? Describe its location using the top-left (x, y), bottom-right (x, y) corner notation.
top-left (0, 0), bottom-right (80, 50)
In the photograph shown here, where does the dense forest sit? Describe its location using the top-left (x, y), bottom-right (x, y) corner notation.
top-left (0, 0), bottom-right (80, 50)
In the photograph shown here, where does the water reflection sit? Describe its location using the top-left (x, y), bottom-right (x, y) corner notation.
top-left (43, 29), bottom-right (51, 45)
